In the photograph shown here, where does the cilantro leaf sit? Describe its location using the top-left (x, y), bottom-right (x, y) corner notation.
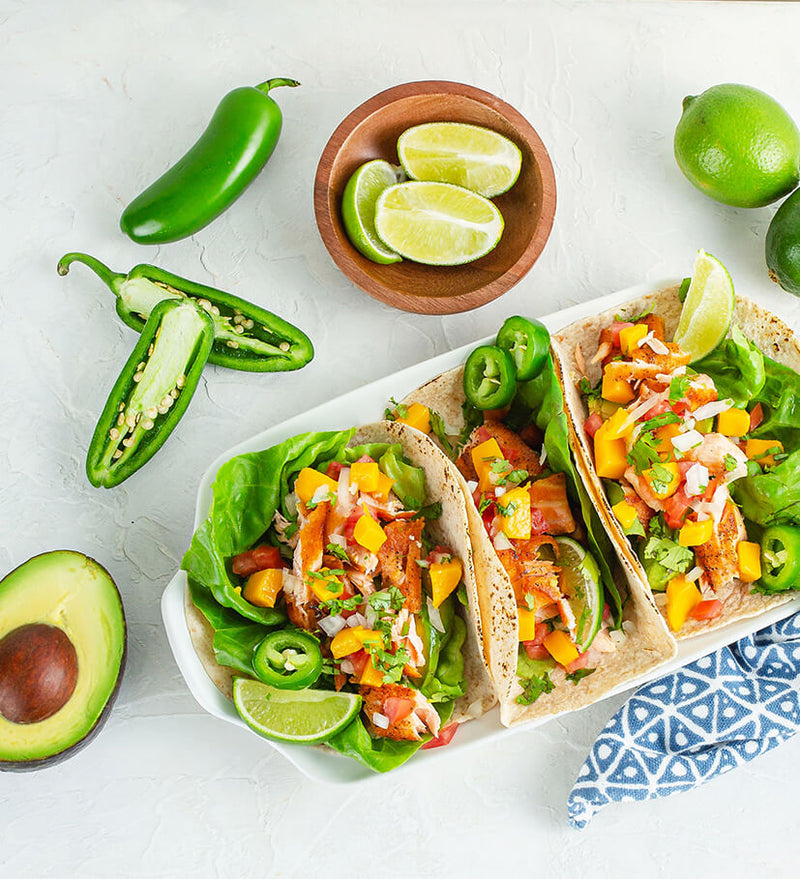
top-left (669, 375), bottom-right (691, 403)
top-left (578, 376), bottom-right (601, 403)
top-left (566, 667), bottom-right (596, 685)
top-left (724, 454), bottom-right (738, 472)
top-left (643, 536), bottom-right (694, 575)
top-left (429, 410), bottom-right (456, 460)
top-left (384, 396), bottom-right (408, 420)
top-left (648, 462), bottom-right (675, 495)
top-left (615, 305), bottom-right (654, 323)
top-left (516, 673), bottom-right (555, 705)
top-left (627, 432), bottom-right (661, 474)
top-left (325, 542), bottom-right (350, 563)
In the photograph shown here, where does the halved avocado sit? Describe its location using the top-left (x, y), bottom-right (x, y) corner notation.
top-left (0, 551), bottom-right (126, 770)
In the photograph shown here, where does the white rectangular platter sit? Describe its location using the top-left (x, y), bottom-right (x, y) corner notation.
top-left (161, 277), bottom-right (800, 784)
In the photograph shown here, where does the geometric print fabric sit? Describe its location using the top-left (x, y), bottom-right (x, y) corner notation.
top-left (567, 613), bottom-right (800, 828)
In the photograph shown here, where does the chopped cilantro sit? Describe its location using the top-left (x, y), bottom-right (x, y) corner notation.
top-left (496, 498), bottom-right (518, 517)
top-left (643, 535), bottom-right (694, 575)
top-left (566, 667), bottom-right (596, 685)
top-left (516, 673), bottom-right (555, 705)
top-left (429, 410), bottom-right (456, 459)
top-left (325, 543), bottom-right (350, 563)
top-left (648, 461), bottom-right (675, 495)
top-left (491, 459), bottom-right (512, 474)
top-left (368, 587), bottom-right (405, 612)
top-left (306, 491), bottom-right (336, 510)
top-left (669, 375), bottom-right (691, 403)
top-left (478, 496), bottom-right (493, 514)
top-left (627, 432), bottom-right (661, 474)
top-left (320, 594), bottom-right (363, 616)
top-left (367, 645), bottom-right (411, 683)
top-left (724, 454), bottom-right (738, 472)
top-left (384, 396), bottom-right (408, 420)
top-left (615, 305), bottom-right (653, 323)
top-left (639, 411), bottom-right (681, 432)
top-left (458, 401), bottom-right (484, 449)
top-left (578, 376), bottom-right (601, 402)
top-left (524, 592), bottom-right (537, 611)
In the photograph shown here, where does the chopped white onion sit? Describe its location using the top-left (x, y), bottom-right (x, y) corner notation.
top-left (327, 533), bottom-right (347, 549)
top-left (346, 612), bottom-right (369, 628)
top-left (372, 712), bottom-right (390, 730)
top-left (671, 430), bottom-right (704, 453)
top-left (643, 335), bottom-right (669, 355)
top-left (494, 486), bottom-right (507, 498)
top-left (691, 483), bottom-right (728, 523)
top-left (365, 606), bottom-right (378, 629)
top-left (493, 531), bottom-right (513, 551)
top-left (340, 659), bottom-right (355, 675)
top-left (318, 615), bottom-right (347, 637)
top-left (311, 483), bottom-right (332, 505)
top-left (685, 463), bottom-right (709, 497)
top-left (622, 390), bottom-right (668, 433)
top-left (427, 598), bottom-right (446, 633)
top-left (539, 445), bottom-right (548, 467)
top-left (685, 566), bottom-right (704, 583)
top-left (466, 480), bottom-right (478, 493)
top-left (692, 398), bottom-right (734, 422)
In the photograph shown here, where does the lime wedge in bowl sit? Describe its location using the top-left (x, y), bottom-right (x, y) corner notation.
top-left (341, 160), bottom-right (404, 265)
top-left (233, 678), bottom-right (361, 744)
top-left (374, 181), bottom-right (504, 266)
top-left (398, 122), bottom-right (522, 198)
top-left (554, 537), bottom-right (603, 653)
top-left (674, 250), bottom-right (735, 362)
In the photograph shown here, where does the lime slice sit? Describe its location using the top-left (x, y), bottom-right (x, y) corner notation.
top-left (398, 123), bottom-right (522, 198)
top-left (233, 678), bottom-right (361, 744)
top-left (674, 250), bottom-right (735, 362)
top-left (341, 160), bottom-right (404, 265)
top-left (554, 537), bottom-right (603, 653)
top-left (374, 181), bottom-right (504, 266)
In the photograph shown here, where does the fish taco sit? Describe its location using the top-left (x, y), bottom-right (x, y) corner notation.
top-left (551, 276), bottom-right (800, 637)
top-left (182, 420), bottom-right (494, 772)
top-left (393, 335), bottom-right (675, 727)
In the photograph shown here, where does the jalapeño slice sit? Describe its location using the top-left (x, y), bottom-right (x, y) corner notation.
top-left (495, 316), bottom-right (550, 381)
top-left (759, 525), bottom-right (800, 593)
top-left (463, 345), bottom-right (517, 410)
top-left (252, 630), bottom-right (323, 690)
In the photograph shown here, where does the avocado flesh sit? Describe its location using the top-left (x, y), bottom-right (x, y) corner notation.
top-left (0, 551), bottom-right (126, 766)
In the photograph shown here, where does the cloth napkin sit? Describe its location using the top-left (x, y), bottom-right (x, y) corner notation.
top-left (567, 611), bottom-right (800, 829)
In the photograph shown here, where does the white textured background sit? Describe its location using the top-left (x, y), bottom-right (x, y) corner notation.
top-left (3, 1), bottom-right (800, 876)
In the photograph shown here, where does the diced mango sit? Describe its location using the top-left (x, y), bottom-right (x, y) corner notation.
top-left (295, 467), bottom-right (338, 504)
top-left (593, 420), bottom-right (629, 479)
top-left (654, 423), bottom-right (682, 461)
top-left (745, 439), bottom-right (784, 468)
top-left (497, 486), bottom-right (531, 540)
top-left (359, 655), bottom-right (385, 687)
top-left (612, 499), bottom-right (639, 531)
top-left (604, 407), bottom-right (635, 441)
top-left (308, 570), bottom-right (344, 602)
top-left (471, 437), bottom-right (504, 493)
top-left (716, 407), bottom-right (750, 437)
top-left (619, 323), bottom-right (648, 355)
top-left (679, 518), bottom-right (714, 547)
top-left (518, 606), bottom-right (538, 641)
top-left (602, 372), bottom-right (635, 404)
top-left (351, 626), bottom-right (383, 647)
top-left (331, 627), bottom-right (363, 658)
top-left (353, 513), bottom-right (387, 554)
top-left (397, 402), bottom-right (431, 434)
top-left (665, 575), bottom-right (702, 632)
top-left (243, 568), bottom-right (283, 608)
top-left (350, 461), bottom-right (380, 493)
top-left (373, 471), bottom-right (395, 500)
top-left (430, 559), bottom-right (463, 608)
top-left (737, 540), bottom-right (762, 583)
top-left (642, 462), bottom-right (681, 500)
top-left (543, 629), bottom-right (580, 667)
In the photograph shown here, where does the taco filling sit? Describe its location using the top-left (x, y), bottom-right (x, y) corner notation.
top-left (577, 309), bottom-right (785, 632)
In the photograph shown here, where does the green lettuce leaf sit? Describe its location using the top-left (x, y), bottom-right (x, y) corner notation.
top-left (733, 449), bottom-right (800, 526)
top-left (693, 324), bottom-right (766, 407)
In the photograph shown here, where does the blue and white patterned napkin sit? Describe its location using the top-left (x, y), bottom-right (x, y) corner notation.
top-left (567, 612), bottom-right (800, 829)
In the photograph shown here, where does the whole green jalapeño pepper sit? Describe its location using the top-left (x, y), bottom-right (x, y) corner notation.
top-left (87, 298), bottom-right (214, 488)
top-left (120, 77), bottom-right (300, 243)
top-left (252, 630), bottom-right (323, 690)
top-left (58, 252), bottom-right (313, 373)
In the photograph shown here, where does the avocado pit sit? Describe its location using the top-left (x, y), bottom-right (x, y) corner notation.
top-left (0, 624), bottom-right (79, 724)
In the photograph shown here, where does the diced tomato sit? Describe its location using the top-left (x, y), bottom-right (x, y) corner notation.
top-left (609, 321), bottom-right (634, 347)
top-left (231, 544), bottom-right (286, 577)
top-left (602, 603), bottom-right (611, 621)
top-left (325, 460), bottom-right (345, 480)
top-left (356, 454), bottom-right (376, 464)
top-left (703, 476), bottom-right (719, 502)
top-left (383, 696), bottom-right (416, 725)
top-left (347, 649), bottom-right (370, 679)
top-left (749, 403), bottom-right (764, 432)
top-left (585, 412), bottom-right (603, 438)
top-left (344, 510), bottom-right (362, 542)
top-left (566, 652), bottom-right (590, 674)
top-left (689, 599), bottom-right (723, 621)
top-left (677, 460), bottom-right (695, 478)
top-left (523, 642), bottom-right (550, 660)
top-left (481, 501), bottom-right (496, 533)
top-left (644, 400), bottom-right (672, 420)
top-left (421, 722), bottom-right (458, 750)
top-left (664, 489), bottom-right (692, 529)
top-left (671, 400), bottom-right (690, 417)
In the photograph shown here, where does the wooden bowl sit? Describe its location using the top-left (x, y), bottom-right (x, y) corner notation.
top-left (314, 81), bottom-right (556, 315)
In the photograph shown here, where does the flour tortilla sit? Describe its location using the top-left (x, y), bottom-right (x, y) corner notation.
top-left (403, 368), bottom-right (676, 726)
top-left (184, 420), bottom-right (496, 727)
top-left (551, 286), bottom-right (799, 639)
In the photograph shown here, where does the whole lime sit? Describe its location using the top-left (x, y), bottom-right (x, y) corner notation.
top-left (766, 189), bottom-right (800, 295)
top-left (674, 83), bottom-right (800, 208)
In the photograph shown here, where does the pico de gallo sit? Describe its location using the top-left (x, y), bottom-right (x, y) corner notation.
top-left (580, 311), bottom-right (781, 631)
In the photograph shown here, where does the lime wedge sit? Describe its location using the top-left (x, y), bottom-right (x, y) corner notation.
top-left (554, 537), bottom-right (603, 653)
top-left (674, 250), bottom-right (735, 362)
top-left (398, 123), bottom-right (522, 198)
top-left (233, 678), bottom-right (361, 744)
top-left (341, 160), bottom-right (404, 265)
top-left (374, 181), bottom-right (504, 266)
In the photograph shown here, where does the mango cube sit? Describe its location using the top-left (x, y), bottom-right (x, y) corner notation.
top-left (430, 560), bottom-right (462, 608)
top-left (354, 513), bottom-right (387, 554)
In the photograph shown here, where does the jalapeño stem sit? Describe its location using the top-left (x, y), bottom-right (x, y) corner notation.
top-left (57, 252), bottom-right (126, 294)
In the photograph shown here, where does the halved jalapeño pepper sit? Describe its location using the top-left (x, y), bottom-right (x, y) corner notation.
top-left (252, 629), bottom-right (323, 690)
top-left (87, 298), bottom-right (214, 488)
top-left (58, 252), bottom-right (313, 373)
top-left (495, 315), bottom-right (550, 381)
top-left (759, 524), bottom-right (800, 593)
top-left (463, 344), bottom-right (517, 410)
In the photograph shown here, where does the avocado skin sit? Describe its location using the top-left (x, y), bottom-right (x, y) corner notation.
top-left (0, 551), bottom-right (127, 771)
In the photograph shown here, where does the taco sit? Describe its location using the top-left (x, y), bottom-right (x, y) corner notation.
top-left (396, 352), bottom-right (676, 727)
top-left (181, 420), bottom-right (495, 772)
top-left (551, 283), bottom-right (800, 638)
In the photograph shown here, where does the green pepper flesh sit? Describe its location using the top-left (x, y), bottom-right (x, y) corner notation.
top-left (252, 630), bottom-right (323, 690)
top-left (495, 315), bottom-right (550, 381)
top-left (463, 345), bottom-right (517, 410)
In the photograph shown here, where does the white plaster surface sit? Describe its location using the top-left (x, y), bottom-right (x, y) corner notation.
top-left (3, 1), bottom-right (800, 876)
